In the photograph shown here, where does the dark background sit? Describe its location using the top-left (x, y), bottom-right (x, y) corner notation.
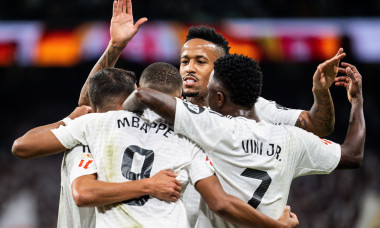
top-left (1, 0), bottom-right (380, 227)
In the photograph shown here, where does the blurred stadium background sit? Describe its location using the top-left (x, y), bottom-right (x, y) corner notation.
top-left (1, 0), bottom-right (380, 227)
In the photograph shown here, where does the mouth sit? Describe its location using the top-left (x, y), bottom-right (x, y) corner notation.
top-left (183, 75), bottom-right (198, 87)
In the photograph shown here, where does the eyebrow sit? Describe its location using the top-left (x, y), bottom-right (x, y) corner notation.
top-left (181, 55), bottom-right (208, 59)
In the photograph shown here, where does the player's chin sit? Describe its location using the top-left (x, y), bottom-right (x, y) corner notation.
top-left (183, 89), bottom-right (200, 98)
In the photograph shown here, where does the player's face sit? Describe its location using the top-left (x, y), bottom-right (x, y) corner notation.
top-left (180, 39), bottom-right (222, 98)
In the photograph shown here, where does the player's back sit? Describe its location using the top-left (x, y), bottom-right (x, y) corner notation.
top-left (82, 110), bottom-right (209, 228)
top-left (57, 146), bottom-right (95, 228)
top-left (173, 100), bottom-right (340, 228)
top-left (197, 120), bottom-right (299, 222)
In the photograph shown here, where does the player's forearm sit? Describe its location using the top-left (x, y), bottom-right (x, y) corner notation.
top-left (196, 175), bottom-right (290, 228)
top-left (299, 88), bottom-right (335, 137)
top-left (338, 97), bottom-right (365, 169)
top-left (207, 194), bottom-right (288, 228)
top-left (12, 131), bottom-right (66, 159)
top-left (214, 195), bottom-right (287, 228)
top-left (122, 89), bottom-right (148, 113)
top-left (72, 176), bottom-right (151, 207)
top-left (126, 88), bottom-right (177, 124)
top-left (78, 41), bottom-right (126, 106)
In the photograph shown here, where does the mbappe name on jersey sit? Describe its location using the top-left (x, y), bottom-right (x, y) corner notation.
top-left (241, 139), bottom-right (282, 161)
top-left (117, 116), bottom-right (174, 138)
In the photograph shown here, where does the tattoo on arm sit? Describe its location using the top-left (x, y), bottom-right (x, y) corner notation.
top-left (296, 90), bottom-right (334, 136)
top-left (78, 45), bottom-right (125, 106)
top-left (99, 46), bottom-right (124, 69)
top-left (295, 112), bottom-right (308, 130)
top-left (311, 90), bottom-right (334, 136)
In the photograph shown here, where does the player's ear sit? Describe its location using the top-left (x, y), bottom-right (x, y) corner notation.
top-left (216, 91), bottom-right (225, 108)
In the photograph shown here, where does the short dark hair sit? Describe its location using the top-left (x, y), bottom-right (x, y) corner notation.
top-left (186, 26), bottom-right (230, 56)
top-left (89, 68), bottom-right (136, 108)
top-left (140, 62), bottom-right (182, 94)
top-left (213, 54), bottom-right (262, 108)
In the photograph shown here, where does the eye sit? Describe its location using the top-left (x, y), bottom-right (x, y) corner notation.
top-left (197, 60), bottom-right (206, 64)
top-left (181, 60), bottom-right (189, 65)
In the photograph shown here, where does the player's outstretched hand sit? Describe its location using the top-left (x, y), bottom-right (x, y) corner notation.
top-left (335, 62), bottom-right (363, 103)
top-left (68, 105), bottom-right (92, 120)
top-left (277, 206), bottom-right (299, 228)
top-left (313, 48), bottom-right (346, 90)
top-left (148, 170), bottom-right (182, 202)
top-left (110, 0), bottom-right (148, 46)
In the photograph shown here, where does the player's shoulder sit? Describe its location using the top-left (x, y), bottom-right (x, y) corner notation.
top-left (276, 124), bottom-right (319, 145)
top-left (255, 96), bottom-right (272, 108)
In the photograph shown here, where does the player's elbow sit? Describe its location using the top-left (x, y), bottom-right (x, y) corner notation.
top-left (12, 138), bottom-right (31, 159)
top-left (207, 195), bottom-right (230, 216)
top-left (351, 153), bottom-right (364, 168)
top-left (322, 124), bottom-right (334, 137)
top-left (311, 123), bottom-right (334, 138)
top-left (338, 147), bottom-right (364, 169)
top-left (345, 154), bottom-right (363, 169)
top-left (72, 184), bottom-right (93, 207)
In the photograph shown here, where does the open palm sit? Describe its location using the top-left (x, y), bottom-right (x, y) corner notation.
top-left (110, 0), bottom-right (147, 45)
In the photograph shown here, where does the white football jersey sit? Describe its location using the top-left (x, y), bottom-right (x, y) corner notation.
top-left (181, 96), bottom-right (303, 227)
top-left (52, 110), bottom-right (214, 228)
top-left (57, 145), bottom-right (96, 228)
top-left (174, 99), bottom-right (341, 228)
top-left (255, 97), bottom-right (303, 126)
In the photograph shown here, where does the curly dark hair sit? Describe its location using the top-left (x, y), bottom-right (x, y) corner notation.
top-left (213, 54), bottom-right (262, 108)
top-left (140, 62), bottom-right (182, 94)
top-left (186, 26), bottom-right (230, 56)
top-left (89, 68), bottom-right (136, 108)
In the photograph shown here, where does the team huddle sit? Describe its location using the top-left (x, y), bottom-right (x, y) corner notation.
top-left (12, 0), bottom-right (365, 227)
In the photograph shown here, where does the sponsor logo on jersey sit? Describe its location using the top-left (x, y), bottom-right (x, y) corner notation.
top-left (320, 138), bottom-right (332, 145)
top-left (183, 101), bottom-right (205, 114)
top-left (275, 103), bottom-right (289, 110)
top-left (78, 159), bottom-right (93, 169)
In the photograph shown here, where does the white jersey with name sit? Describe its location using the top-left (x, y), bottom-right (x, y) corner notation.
top-left (52, 110), bottom-right (213, 228)
top-left (182, 96), bottom-right (303, 227)
top-left (57, 145), bottom-right (96, 228)
top-left (174, 99), bottom-right (341, 228)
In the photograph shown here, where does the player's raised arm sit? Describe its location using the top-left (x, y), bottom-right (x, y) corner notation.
top-left (195, 175), bottom-right (299, 228)
top-left (335, 62), bottom-right (365, 169)
top-left (295, 48), bottom-right (346, 137)
top-left (78, 0), bottom-right (147, 106)
top-left (12, 106), bottom-right (92, 159)
top-left (72, 170), bottom-right (181, 207)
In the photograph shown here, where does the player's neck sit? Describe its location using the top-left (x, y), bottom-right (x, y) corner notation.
top-left (235, 109), bottom-right (260, 121)
top-left (223, 104), bottom-right (260, 121)
top-left (186, 95), bottom-right (208, 107)
top-left (96, 105), bottom-right (122, 113)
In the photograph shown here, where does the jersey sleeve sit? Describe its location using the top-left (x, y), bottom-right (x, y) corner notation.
top-left (174, 98), bottom-right (232, 151)
top-left (290, 127), bottom-right (341, 177)
top-left (255, 97), bottom-right (303, 126)
top-left (187, 145), bottom-right (214, 185)
top-left (69, 145), bottom-right (97, 184)
top-left (51, 115), bottom-right (91, 149)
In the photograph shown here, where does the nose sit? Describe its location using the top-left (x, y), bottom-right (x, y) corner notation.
top-left (186, 60), bottom-right (196, 73)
